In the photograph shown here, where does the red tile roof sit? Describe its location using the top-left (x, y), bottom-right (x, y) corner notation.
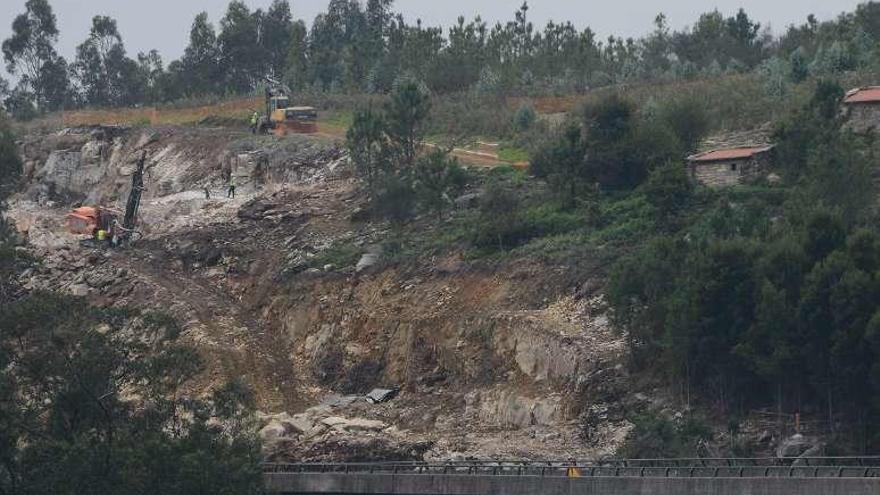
top-left (688, 146), bottom-right (774, 163)
top-left (844, 87), bottom-right (880, 104)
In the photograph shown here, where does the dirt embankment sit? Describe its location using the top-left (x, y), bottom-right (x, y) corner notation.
top-left (8, 124), bottom-right (636, 461)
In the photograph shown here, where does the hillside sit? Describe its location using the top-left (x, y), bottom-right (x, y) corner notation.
top-left (8, 2), bottom-right (880, 492)
top-left (7, 123), bottom-right (638, 461)
top-left (8, 62), bottom-right (880, 463)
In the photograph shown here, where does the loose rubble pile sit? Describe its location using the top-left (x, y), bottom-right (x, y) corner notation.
top-left (16, 242), bottom-right (135, 300)
top-left (258, 397), bottom-right (432, 462)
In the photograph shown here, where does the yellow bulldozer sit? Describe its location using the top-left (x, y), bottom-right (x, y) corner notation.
top-left (258, 76), bottom-right (317, 135)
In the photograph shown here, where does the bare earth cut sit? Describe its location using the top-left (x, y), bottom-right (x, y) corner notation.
top-left (9, 124), bottom-right (636, 462)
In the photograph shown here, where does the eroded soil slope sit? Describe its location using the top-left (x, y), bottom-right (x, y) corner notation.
top-left (8, 124), bottom-right (637, 461)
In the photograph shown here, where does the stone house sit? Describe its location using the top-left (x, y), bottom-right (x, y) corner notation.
top-left (687, 145), bottom-right (774, 188)
top-left (843, 86), bottom-right (880, 132)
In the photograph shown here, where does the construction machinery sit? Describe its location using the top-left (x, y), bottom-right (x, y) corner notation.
top-left (258, 76), bottom-right (318, 135)
top-left (66, 152), bottom-right (146, 246)
top-left (66, 206), bottom-right (120, 236)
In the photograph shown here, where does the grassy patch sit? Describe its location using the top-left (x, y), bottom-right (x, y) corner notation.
top-left (320, 110), bottom-right (354, 128)
top-left (497, 146), bottom-right (530, 163)
top-left (311, 243), bottom-right (362, 269)
top-left (60, 96), bottom-right (262, 127)
top-left (588, 194), bottom-right (655, 245)
top-left (487, 164), bottom-right (528, 184)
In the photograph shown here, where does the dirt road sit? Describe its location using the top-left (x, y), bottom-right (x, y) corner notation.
top-left (313, 125), bottom-right (527, 169)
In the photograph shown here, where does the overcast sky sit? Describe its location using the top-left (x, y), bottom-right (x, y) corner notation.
top-left (0, 0), bottom-right (864, 81)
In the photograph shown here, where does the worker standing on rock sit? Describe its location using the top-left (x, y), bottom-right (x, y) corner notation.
top-left (227, 177), bottom-right (236, 199)
top-left (250, 112), bottom-right (259, 134)
top-left (204, 185), bottom-right (210, 199)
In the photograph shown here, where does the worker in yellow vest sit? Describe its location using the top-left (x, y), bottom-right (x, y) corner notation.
top-left (227, 177), bottom-right (236, 199)
top-left (250, 112), bottom-right (259, 134)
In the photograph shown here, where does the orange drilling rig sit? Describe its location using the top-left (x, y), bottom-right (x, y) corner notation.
top-left (65, 152), bottom-right (146, 246)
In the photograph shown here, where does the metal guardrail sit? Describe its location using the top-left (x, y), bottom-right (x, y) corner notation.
top-left (263, 458), bottom-right (880, 479)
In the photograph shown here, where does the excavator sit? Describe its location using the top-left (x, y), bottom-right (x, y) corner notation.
top-left (66, 151), bottom-right (146, 247)
top-left (257, 76), bottom-right (318, 135)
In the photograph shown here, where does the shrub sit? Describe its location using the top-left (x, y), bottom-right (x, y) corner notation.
top-left (621, 413), bottom-right (712, 458)
top-left (374, 174), bottom-right (417, 223)
top-left (655, 97), bottom-right (711, 152)
top-left (533, 94), bottom-right (688, 202)
top-left (641, 161), bottom-right (694, 222)
top-left (312, 243), bottom-right (362, 269)
top-left (414, 151), bottom-right (468, 216)
top-left (472, 179), bottom-right (523, 250)
top-left (513, 103), bottom-right (537, 132)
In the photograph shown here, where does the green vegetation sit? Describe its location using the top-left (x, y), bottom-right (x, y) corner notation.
top-left (0, 114), bottom-right (22, 300)
top-left (5, 0), bottom-right (880, 461)
top-left (348, 77), bottom-right (880, 452)
top-left (0, 114), bottom-right (263, 494)
top-left (497, 146), bottom-right (530, 163)
top-left (6, 0), bottom-right (880, 120)
top-left (622, 413), bottom-right (713, 459)
top-left (0, 296), bottom-right (264, 495)
top-left (512, 104), bottom-right (537, 133)
top-left (531, 94), bottom-right (707, 204)
top-left (311, 242), bottom-right (363, 269)
top-left (607, 81), bottom-right (880, 450)
top-left (321, 110), bottom-right (354, 129)
top-left (347, 81), bottom-right (466, 221)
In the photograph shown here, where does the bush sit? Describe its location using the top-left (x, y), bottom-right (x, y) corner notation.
top-left (428, 92), bottom-right (514, 138)
top-left (641, 161), bottom-right (694, 222)
top-left (532, 94), bottom-right (688, 202)
top-left (312, 242), bottom-right (363, 269)
top-left (414, 151), bottom-right (468, 216)
top-left (655, 97), bottom-right (711, 152)
top-left (0, 115), bottom-right (23, 300)
top-left (513, 103), bottom-right (537, 132)
top-left (622, 413), bottom-right (713, 458)
top-left (471, 178), bottom-right (587, 252)
top-left (472, 179), bottom-right (523, 250)
top-left (374, 174), bottom-right (417, 223)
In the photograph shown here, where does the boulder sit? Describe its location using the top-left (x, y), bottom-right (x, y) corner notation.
top-left (366, 388), bottom-right (399, 404)
top-left (69, 284), bottom-right (90, 297)
top-left (135, 131), bottom-right (160, 149)
top-left (258, 411), bottom-right (316, 441)
top-left (355, 251), bottom-right (380, 273)
top-left (285, 414), bottom-right (316, 435)
top-left (454, 192), bottom-right (482, 209)
top-left (776, 434), bottom-right (822, 458)
top-left (86, 272), bottom-right (115, 288)
top-left (259, 421), bottom-right (289, 442)
top-left (320, 416), bottom-right (387, 433)
top-left (792, 444), bottom-right (825, 465)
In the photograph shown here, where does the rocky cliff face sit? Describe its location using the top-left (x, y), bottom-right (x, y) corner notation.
top-left (8, 124), bottom-right (635, 462)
